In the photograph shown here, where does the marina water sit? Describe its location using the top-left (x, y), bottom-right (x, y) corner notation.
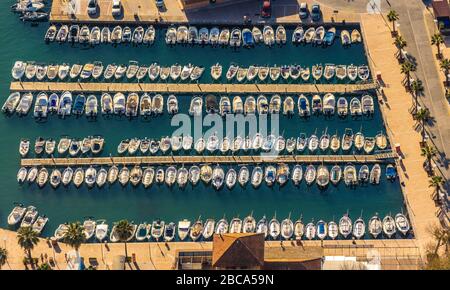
top-left (0, 6), bottom-right (406, 238)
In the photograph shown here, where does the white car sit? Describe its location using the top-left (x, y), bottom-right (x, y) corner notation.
top-left (112, 0), bottom-right (122, 16)
top-left (87, 0), bottom-right (97, 15)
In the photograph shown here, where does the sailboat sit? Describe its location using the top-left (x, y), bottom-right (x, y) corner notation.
top-left (294, 218), bottom-right (304, 240)
top-left (243, 214), bottom-right (256, 233)
top-left (238, 166), bottom-right (249, 187)
top-left (368, 214), bottom-right (382, 238)
top-left (383, 214), bottom-right (396, 238)
top-left (339, 213), bottom-right (352, 238)
top-left (281, 215), bottom-right (294, 240)
top-left (269, 215), bottom-right (281, 240)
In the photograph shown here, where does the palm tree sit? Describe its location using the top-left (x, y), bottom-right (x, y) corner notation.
top-left (17, 226), bottom-right (40, 265)
top-left (429, 175), bottom-right (444, 202)
top-left (401, 61), bottom-right (416, 90)
top-left (440, 58), bottom-right (450, 85)
top-left (394, 35), bottom-right (407, 61)
top-left (63, 222), bottom-right (86, 251)
top-left (114, 220), bottom-right (134, 266)
top-left (410, 79), bottom-right (424, 112)
top-left (414, 107), bottom-right (430, 142)
top-left (387, 10), bottom-right (400, 33)
top-left (431, 33), bottom-right (444, 58)
top-left (421, 144), bottom-right (437, 174)
top-left (0, 247), bottom-right (7, 270)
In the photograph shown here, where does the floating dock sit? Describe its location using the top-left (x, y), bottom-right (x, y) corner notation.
top-left (20, 152), bottom-right (397, 167)
top-left (10, 81), bottom-right (378, 94)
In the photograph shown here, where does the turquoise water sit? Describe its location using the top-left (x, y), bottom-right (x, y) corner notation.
top-left (0, 5), bottom-right (407, 239)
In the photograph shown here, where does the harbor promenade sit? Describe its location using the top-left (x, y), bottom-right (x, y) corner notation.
top-left (20, 152), bottom-right (397, 167)
top-left (0, 228), bottom-right (423, 270)
top-left (361, 14), bottom-right (440, 253)
top-left (9, 82), bottom-right (377, 94)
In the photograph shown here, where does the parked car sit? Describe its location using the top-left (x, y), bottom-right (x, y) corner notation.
top-left (311, 4), bottom-right (322, 21)
top-left (112, 0), bottom-right (121, 16)
top-left (87, 0), bottom-right (97, 15)
top-left (155, 0), bottom-right (164, 8)
top-left (299, 2), bottom-right (308, 19)
top-left (261, 0), bottom-right (271, 18)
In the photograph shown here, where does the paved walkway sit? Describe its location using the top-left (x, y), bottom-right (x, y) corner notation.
top-left (0, 228), bottom-right (422, 270)
top-left (361, 13), bottom-right (440, 252)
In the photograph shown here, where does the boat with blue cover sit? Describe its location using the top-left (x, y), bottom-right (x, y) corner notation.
top-left (72, 94), bottom-right (86, 115)
top-left (324, 27), bottom-right (336, 46)
top-left (242, 28), bottom-right (254, 47)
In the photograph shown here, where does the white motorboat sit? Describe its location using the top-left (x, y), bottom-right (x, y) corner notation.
top-left (7, 203), bottom-right (27, 226)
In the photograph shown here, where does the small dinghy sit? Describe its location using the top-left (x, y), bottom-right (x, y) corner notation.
top-left (256, 216), bottom-right (268, 238)
top-left (163, 222), bottom-right (176, 242)
top-left (353, 217), bottom-right (365, 239)
top-left (95, 221), bottom-right (108, 242)
top-left (108, 166), bottom-right (119, 184)
top-left (32, 215), bottom-right (48, 235)
top-left (242, 214), bottom-right (256, 233)
top-left (229, 28), bottom-right (242, 47)
top-left (316, 220), bottom-right (327, 240)
top-left (304, 27), bottom-right (315, 43)
top-left (383, 214), bottom-right (396, 238)
top-left (190, 219), bottom-right (204, 241)
top-left (20, 206), bottom-right (38, 228)
top-left (118, 167), bottom-right (130, 186)
top-left (143, 26), bottom-right (156, 44)
top-left (178, 219), bottom-right (191, 241)
top-left (324, 27), bottom-right (336, 45)
top-left (251, 166), bottom-right (263, 188)
top-left (341, 30), bottom-right (351, 45)
top-left (50, 169), bottom-right (61, 188)
top-left (202, 219), bottom-right (215, 240)
top-left (316, 165), bottom-right (330, 188)
top-left (328, 221), bottom-right (339, 240)
top-left (37, 168), bottom-right (49, 188)
top-left (330, 165), bottom-right (342, 185)
top-left (294, 218), bottom-right (304, 240)
top-left (337, 97), bottom-right (348, 117)
top-left (361, 94), bottom-right (374, 115)
top-left (135, 223), bottom-right (150, 242)
top-left (269, 66), bottom-right (281, 81)
top-left (370, 164), bottom-right (381, 184)
top-left (281, 216), bottom-right (294, 240)
top-left (54, 224), bottom-right (69, 241)
top-left (351, 29), bottom-right (362, 43)
top-left (16, 92), bottom-right (33, 116)
top-left (263, 26), bottom-right (275, 46)
top-left (368, 214), bottom-right (382, 238)
top-left (292, 26), bottom-right (304, 43)
top-left (312, 64), bottom-right (323, 80)
top-left (395, 213), bottom-right (410, 236)
top-left (73, 168), bottom-right (85, 188)
top-left (199, 27), bottom-right (209, 44)
top-left (269, 216), bottom-right (281, 240)
top-left (27, 167), bottom-right (38, 183)
top-left (344, 164), bottom-right (357, 186)
top-left (242, 28), bottom-right (254, 47)
top-left (305, 222), bottom-right (316, 240)
top-left (218, 28), bottom-right (230, 45)
top-left (19, 139), bottom-right (30, 157)
top-left (339, 213), bottom-right (352, 238)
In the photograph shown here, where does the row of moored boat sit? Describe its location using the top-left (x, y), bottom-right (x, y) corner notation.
top-left (17, 163), bottom-right (397, 189)
top-left (3, 92), bottom-right (375, 119)
top-left (7, 204), bottom-right (411, 241)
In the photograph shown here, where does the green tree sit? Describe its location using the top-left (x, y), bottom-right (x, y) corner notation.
top-left (401, 61), bottom-right (416, 90)
top-left (37, 263), bottom-right (52, 270)
top-left (431, 33), bottom-right (444, 58)
top-left (421, 144), bottom-right (437, 174)
top-left (114, 220), bottom-right (134, 267)
top-left (429, 175), bottom-right (444, 202)
top-left (387, 10), bottom-right (400, 33)
top-left (17, 227), bottom-right (40, 265)
top-left (414, 107), bottom-right (431, 143)
top-left (63, 222), bottom-right (86, 251)
top-left (440, 58), bottom-right (450, 84)
top-left (0, 247), bottom-right (7, 270)
top-left (411, 79), bottom-right (424, 112)
top-left (394, 35), bottom-right (407, 61)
